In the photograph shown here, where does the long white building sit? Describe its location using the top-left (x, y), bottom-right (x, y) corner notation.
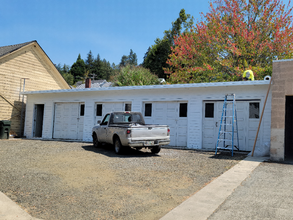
top-left (23, 80), bottom-right (271, 151)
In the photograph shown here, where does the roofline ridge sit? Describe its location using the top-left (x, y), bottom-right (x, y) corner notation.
top-left (0, 40), bottom-right (36, 48)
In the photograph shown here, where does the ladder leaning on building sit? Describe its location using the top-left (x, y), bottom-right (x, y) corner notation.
top-left (215, 94), bottom-right (240, 156)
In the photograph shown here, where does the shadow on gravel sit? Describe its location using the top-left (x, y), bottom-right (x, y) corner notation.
top-left (266, 157), bottom-right (293, 165)
top-left (82, 144), bottom-right (161, 158)
top-left (209, 151), bottom-right (248, 161)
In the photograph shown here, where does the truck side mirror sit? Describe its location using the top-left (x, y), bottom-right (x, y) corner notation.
top-left (97, 120), bottom-right (101, 124)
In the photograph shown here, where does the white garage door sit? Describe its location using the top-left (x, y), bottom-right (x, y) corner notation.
top-left (94, 102), bottom-right (131, 124)
top-left (53, 102), bottom-right (84, 140)
top-left (202, 100), bottom-right (261, 151)
top-left (143, 102), bottom-right (188, 147)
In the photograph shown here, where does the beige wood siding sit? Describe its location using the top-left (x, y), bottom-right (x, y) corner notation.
top-left (0, 44), bottom-right (69, 136)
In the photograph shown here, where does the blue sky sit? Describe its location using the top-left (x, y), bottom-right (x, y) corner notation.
top-left (0, 0), bottom-right (292, 67)
top-left (0, 0), bottom-right (210, 66)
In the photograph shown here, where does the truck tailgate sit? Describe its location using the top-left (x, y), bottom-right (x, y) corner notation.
top-left (130, 125), bottom-right (168, 140)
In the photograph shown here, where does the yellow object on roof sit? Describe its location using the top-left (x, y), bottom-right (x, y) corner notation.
top-left (243, 70), bottom-right (254, 81)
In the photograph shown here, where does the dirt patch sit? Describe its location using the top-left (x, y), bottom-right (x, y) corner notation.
top-left (0, 140), bottom-right (246, 220)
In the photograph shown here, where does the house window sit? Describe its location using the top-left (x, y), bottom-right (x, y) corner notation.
top-left (96, 104), bottom-right (102, 116)
top-left (80, 104), bottom-right (85, 116)
top-left (179, 103), bottom-right (188, 117)
top-left (125, 103), bottom-right (132, 111)
top-left (145, 103), bottom-right (152, 117)
top-left (205, 103), bottom-right (214, 118)
top-left (249, 102), bottom-right (259, 118)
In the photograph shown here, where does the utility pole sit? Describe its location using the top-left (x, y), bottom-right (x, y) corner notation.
top-left (89, 73), bottom-right (97, 81)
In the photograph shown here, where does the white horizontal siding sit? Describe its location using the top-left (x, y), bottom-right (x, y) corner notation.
top-left (42, 101), bottom-right (53, 139)
top-left (132, 100), bottom-right (142, 112)
top-left (24, 100), bottom-right (34, 137)
top-left (83, 101), bottom-right (95, 141)
top-left (187, 97), bottom-right (202, 149)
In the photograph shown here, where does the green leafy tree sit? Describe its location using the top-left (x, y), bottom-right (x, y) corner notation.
top-left (91, 54), bottom-right (103, 79)
top-left (143, 38), bottom-right (171, 78)
top-left (62, 72), bottom-right (74, 85)
top-left (70, 54), bottom-right (86, 83)
top-left (55, 63), bottom-right (62, 72)
top-left (112, 65), bottom-right (160, 86)
top-left (79, 69), bottom-right (90, 83)
top-left (165, 0), bottom-right (293, 83)
top-left (100, 59), bottom-right (114, 80)
top-left (55, 63), bottom-right (74, 85)
top-left (85, 50), bottom-right (95, 75)
top-left (119, 49), bottom-right (138, 67)
top-left (143, 9), bottom-right (194, 78)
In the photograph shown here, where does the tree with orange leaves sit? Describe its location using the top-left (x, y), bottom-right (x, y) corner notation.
top-left (165, 0), bottom-right (293, 83)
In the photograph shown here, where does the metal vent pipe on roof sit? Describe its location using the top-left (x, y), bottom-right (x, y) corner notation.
top-left (264, 75), bottom-right (271, 81)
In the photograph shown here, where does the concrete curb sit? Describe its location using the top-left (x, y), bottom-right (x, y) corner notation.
top-left (0, 191), bottom-right (41, 220)
top-left (160, 156), bottom-right (268, 220)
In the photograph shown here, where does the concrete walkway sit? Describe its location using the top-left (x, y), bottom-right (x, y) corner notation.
top-left (160, 156), bottom-right (267, 220)
top-left (0, 191), bottom-right (41, 220)
top-left (209, 159), bottom-right (293, 220)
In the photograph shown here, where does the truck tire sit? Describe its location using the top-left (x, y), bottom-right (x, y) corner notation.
top-left (151, 146), bottom-right (161, 154)
top-left (92, 133), bottom-right (100, 148)
top-left (114, 138), bottom-right (124, 154)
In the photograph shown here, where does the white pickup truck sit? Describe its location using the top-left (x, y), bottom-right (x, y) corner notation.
top-left (92, 112), bottom-right (170, 154)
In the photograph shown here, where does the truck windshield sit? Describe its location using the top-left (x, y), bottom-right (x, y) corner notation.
top-left (112, 113), bottom-right (145, 124)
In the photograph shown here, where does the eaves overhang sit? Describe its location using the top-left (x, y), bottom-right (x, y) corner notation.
top-left (22, 80), bottom-right (270, 95)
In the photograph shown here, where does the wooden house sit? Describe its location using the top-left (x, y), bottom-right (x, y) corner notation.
top-left (0, 41), bottom-right (70, 136)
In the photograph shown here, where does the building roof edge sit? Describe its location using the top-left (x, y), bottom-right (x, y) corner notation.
top-left (22, 80), bottom-right (270, 95)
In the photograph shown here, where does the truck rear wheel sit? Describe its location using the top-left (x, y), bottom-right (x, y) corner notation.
top-left (114, 138), bottom-right (124, 154)
top-left (151, 146), bottom-right (161, 154)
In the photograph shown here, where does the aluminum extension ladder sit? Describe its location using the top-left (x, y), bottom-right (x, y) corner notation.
top-left (215, 94), bottom-right (240, 156)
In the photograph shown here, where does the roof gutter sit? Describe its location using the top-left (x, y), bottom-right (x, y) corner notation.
top-left (22, 80), bottom-right (270, 95)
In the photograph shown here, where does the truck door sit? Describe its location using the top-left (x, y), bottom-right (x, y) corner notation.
top-left (98, 114), bottom-right (110, 142)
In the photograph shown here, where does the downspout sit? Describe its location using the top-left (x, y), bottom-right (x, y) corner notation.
top-left (20, 78), bottom-right (29, 137)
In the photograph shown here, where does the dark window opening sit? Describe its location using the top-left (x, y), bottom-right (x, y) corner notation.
top-left (34, 104), bottom-right (44, 137)
top-left (285, 96), bottom-right (293, 158)
top-left (96, 104), bottom-right (102, 116)
top-left (249, 102), bottom-right (259, 118)
top-left (80, 104), bottom-right (85, 116)
top-left (145, 103), bottom-right (152, 117)
top-left (125, 103), bottom-right (132, 111)
top-left (179, 103), bottom-right (188, 117)
top-left (205, 103), bottom-right (214, 118)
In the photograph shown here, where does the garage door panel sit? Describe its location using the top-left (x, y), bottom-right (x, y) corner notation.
top-left (144, 101), bottom-right (188, 147)
top-left (153, 103), bottom-right (166, 125)
top-left (177, 126), bottom-right (187, 134)
top-left (177, 135), bottom-right (187, 146)
top-left (144, 118), bottom-right (153, 124)
top-left (203, 101), bottom-right (262, 151)
top-left (177, 119), bottom-right (187, 126)
top-left (53, 103), bottom-right (84, 140)
top-left (95, 102), bottom-right (124, 124)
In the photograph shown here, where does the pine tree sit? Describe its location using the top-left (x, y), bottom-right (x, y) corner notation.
top-left (70, 54), bottom-right (86, 83)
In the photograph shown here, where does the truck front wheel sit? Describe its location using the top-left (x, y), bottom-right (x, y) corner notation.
top-left (93, 133), bottom-right (100, 148)
top-left (151, 146), bottom-right (161, 154)
top-left (114, 138), bottom-right (124, 154)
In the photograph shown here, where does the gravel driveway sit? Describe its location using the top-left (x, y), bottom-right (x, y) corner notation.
top-left (0, 139), bottom-right (246, 220)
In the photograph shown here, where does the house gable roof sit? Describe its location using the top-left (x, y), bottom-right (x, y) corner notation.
top-left (0, 41), bottom-right (36, 58)
top-left (0, 41), bottom-right (70, 89)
